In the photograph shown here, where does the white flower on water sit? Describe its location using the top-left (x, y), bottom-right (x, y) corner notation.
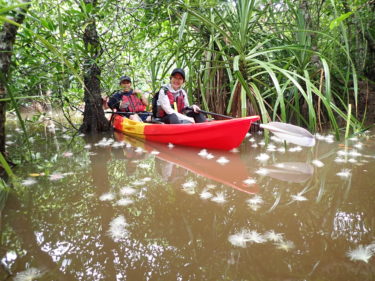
top-left (230, 148), bottom-right (239, 153)
top-left (315, 133), bottom-right (325, 140)
top-left (336, 169), bottom-right (351, 179)
top-left (353, 142), bottom-right (363, 149)
top-left (256, 153), bottom-right (270, 162)
top-left (248, 137), bottom-right (256, 143)
top-left (251, 143), bottom-right (258, 148)
top-left (150, 150), bottom-right (160, 155)
top-left (246, 195), bottom-right (264, 205)
top-left (349, 150), bottom-right (362, 157)
top-left (266, 144), bottom-right (277, 152)
top-left (337, 150), bottom-right (349, 156)
top-left (99, 192), bottom-right (116, 201)
top-left (198, 149), bottom-right (208, 157)
top-left (334, 157), bottom-right (346, 163)
top-left (120, 186), bottom-right (137, 196)
top-left (258, 141), bottom-right (266, 146)
top-left (243, 178), bottom-right (257, 186)
top-left (216, 156), bottom-right (229, 165)
top-left (246, 230), bottom-right (266, 244)
top-left (346, 245), bottom-right (373, 263)
top-left (275, 240), bottom-right (295, 252)
top-left (211, 192), bottom-right (227, 204)
top-left (264, 230), bottom-right (284, 242)
top-left (277, 147), bottom-right (286, 153)
top-left (349, 136), bottom-right (358, 141)
top-left (199, 189), bottom-right (213, 200)
top-left (115, 198), bottom-right (134, 206)
top-left (112, 141), bottom-right (125, 148)
top-left (168, 143), bottom-right (174, 148)
top-left (348, 158), bottom-right (358, 163)
top-left (205, 184), bottom-right (216, 189)
top-left (249, 204), bottom-right (261, 211)
top-left (228, 231), bottom-right (249, 248)
top-left (182, 180), bottom-right (197, 194)
top-left (107, 215), bottom-right (128, 241)
top-left (255, 168), bottom-right (269, 176)
top-left (291, 194), bottom-right (308, 202)
top-left (202, 153), bottom-right (213, 159)
top-left (125, 142), bottom-right (132, 148)
top-left (49, 173), bottom-right (65, 181)
top-left (138, 163), bottom-right (151, 169)
top-left (182, 180), bottom-right (197, 189)
top-left (245, 133), bottom-right (251, 138)
top-left (95, 137), bottom-right (113, 147)
top-left (134, 147), bottom-right (144, 153)
top-left (132, 180), bottom-right (146, 186)
top-left (14, 267), bottom-right (45, 281)
top-left (324, 135), bottom-right (335, 143)
top-left (312, 160), bottom-right (324, 167)
top-left (22, 178), bottom-right (37, 186)
top-left (288, 146), bottom-right (302, 152)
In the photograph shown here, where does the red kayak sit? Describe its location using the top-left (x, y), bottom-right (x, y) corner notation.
top-left (112, 114), bottom-right (260, 150)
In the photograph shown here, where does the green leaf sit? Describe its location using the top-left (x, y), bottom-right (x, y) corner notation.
top-left (329, 12), bottom-right (353, 30)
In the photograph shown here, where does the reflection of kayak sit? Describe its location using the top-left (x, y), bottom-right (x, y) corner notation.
top-left (114, 132), bottom-right (259, 194)
top-left (112, 114), bottom-right (260, 150)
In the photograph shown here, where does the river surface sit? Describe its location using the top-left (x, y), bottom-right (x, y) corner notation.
top-left (1, 120), bottom-right (374, 281)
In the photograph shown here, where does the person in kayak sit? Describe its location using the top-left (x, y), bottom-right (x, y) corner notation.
top-left (108, 75), bottom-right (150, 122)
top-left (156, 68), bottom-right (206, 124)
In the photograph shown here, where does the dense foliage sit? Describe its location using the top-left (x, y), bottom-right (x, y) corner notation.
top-left (1, 0), bottom-right (375, 135)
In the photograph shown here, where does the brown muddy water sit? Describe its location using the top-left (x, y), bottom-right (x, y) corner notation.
top-left (1, 118), bottom-right (375, 281)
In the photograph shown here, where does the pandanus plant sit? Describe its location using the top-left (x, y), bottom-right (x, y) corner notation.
top-left (170, 0), bottom-right (361, 136)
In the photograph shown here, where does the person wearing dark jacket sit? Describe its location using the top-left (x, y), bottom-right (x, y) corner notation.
top-left (108, 76), bottom-right (149, 122)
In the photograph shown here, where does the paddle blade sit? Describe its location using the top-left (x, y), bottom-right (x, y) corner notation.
top-left (260, 122), bottom-right (316, 147)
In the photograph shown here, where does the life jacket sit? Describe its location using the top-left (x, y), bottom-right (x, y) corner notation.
top-left (121, 92), bottom-right (146, 112)
top-left (157, 88), bottom-right (186, 117)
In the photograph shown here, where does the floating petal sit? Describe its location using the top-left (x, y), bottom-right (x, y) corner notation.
top-left (99, 192), bottom-right (116, 201)
top-left (243, 178), bottom-right (257, 186)
top-left (312, 160), bottom-right (324, 167)
top-left (336, 169), bottom-right (351, 178)
top-left (211, 192), bottom-right (227, 204)
top-left (14, 267), bottom-right (45, 281)
top-left (21, 178), bottom-right (37, 186)
top-left (115, 198), bottom-right (134, 206)
top-left (264, 230), bottom-right (284, 242)
top-left (216, 156), bottom-right (229, 165)
top-left (256, 153), bottom-right (270, 162)
top-left (346, 245), bottom-right (373, 263)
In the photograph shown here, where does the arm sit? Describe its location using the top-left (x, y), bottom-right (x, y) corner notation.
top-left (107, 92), bottom-right (122, 110)
top-left (134, 89), bottom-right (148, 106)
top-left (158, 88), bottom-right (175, 115)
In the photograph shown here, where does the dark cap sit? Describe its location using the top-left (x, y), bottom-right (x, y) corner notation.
top-left (119, 75), bottom-right (131, 83)
top-left (171, 68), bottom-right (185, 80)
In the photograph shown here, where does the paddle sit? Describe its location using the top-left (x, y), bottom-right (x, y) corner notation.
top-left (196, 109), bottom-right (316, 147)
top-left (104, 111), bottom-right (152, 116)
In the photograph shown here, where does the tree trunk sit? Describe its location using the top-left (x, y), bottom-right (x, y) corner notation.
top-left (0, 2), bottom-right (30, 158)
top-left (79, 0), bottom-right (110, 133)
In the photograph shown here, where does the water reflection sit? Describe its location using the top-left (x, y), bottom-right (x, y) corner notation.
top-left (0, 126), bottom-right (374, 280)
top-left (261, 162), bottom-right (314, 183)
top-left (114, 132), bottom-right (259, 195)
